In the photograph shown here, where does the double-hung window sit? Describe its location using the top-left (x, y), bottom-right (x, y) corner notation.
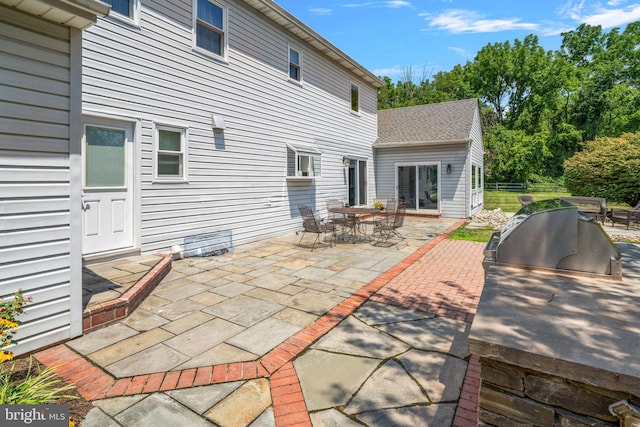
top-left (287, 144), bottom-right (321, 179)
top-left (155, 126), bottom-right (187, 181)
top-left (195, 0), bottom-right (227, 58)
top-left (289, 46), bottom-right (302, 82)
top-left (350, 83), bottom-right (360, 113)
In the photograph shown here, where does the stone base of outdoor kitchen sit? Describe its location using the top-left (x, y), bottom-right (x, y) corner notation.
top-left (469, 243), bottom-right (640, 426)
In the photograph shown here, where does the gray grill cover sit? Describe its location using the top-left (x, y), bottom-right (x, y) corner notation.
top-left (484, 199), bottom-right (622, 277)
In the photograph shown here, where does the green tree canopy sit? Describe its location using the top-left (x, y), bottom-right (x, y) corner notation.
top-left (376, 21), bottom-right (640, 184)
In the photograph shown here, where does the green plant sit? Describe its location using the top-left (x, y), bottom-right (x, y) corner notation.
top-left (0, 291), bottom-right (78, 410)
top-left (0, 357), bottom-right (76, 404)
top-left (564, 132), bottom-right (640, 206)
top-left (373, 200), bottom-right (385, 210)
top-left (0, 290), bottom-right (31, 363)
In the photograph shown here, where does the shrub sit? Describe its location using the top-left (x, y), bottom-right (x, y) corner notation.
top-left (564, 132), bottom-right (640, 206)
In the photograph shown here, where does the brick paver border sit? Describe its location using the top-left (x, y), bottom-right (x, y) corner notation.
top-left (36, 219), bottom-right (481, 426)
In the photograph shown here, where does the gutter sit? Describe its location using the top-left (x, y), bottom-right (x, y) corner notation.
top-left (373, 138), bottom-right (472, 149)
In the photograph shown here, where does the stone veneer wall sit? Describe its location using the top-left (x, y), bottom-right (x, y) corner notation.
top-left (478, 357), bottom-right (640, 426)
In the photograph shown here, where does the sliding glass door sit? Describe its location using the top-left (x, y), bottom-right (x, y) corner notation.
top-left (397, 164), bottom-right (439, 211)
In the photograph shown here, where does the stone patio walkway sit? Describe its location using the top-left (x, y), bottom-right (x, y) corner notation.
top-left (34, 217), bottom-right (486, 426)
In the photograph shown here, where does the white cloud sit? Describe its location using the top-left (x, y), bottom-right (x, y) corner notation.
top-left (420, 9), bottom-right (539, 33)
top-left (309, 8), bottom-right (332, 15)
top-left (386, 1), bottom-right (411, 7)
top-left (373, 65), bottom-right (405, 79)
top-left (558, 0), bottom-right (588, 21)
top-left (448, 46), bottom-right (472, 60)
top-left (583, 4), bottom-right (640, 27)
top-left (559, 0), bottom-right (640, 28)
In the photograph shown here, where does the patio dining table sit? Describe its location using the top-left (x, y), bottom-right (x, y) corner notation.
top-left (329, 207), bottom-right (383, 242)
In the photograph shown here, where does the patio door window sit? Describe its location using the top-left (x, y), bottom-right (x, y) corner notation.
top-left (397, 164), bottom-right (438, 210)
top-left (348, 158), bottom-right (367, 206)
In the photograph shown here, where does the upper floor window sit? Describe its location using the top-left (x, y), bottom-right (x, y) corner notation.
top-left (351, 83), bottom-right (360, 113)
top-left (103, 0), bottom-right (139, 23)
top-left (289, 46), bottom-right (302, 82)
top-left (195, 0), bottom-right (227, 58)
top-left (155, 125), bottom-right (188, 181)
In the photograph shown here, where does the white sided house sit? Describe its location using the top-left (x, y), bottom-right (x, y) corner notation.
top-left (2, 0), bottom-right (381, 354)
top-left (0, 0), bottom-right (110, 355)
top-left (80, 0), bottom-right (383, 260)
top-left (374, 99), bottom-right (484, 218)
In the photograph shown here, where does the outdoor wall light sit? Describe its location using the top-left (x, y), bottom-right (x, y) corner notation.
top-left (343, 157), bottom-right (351, 168)
top-left (446, 164), bottom-right (452, 175)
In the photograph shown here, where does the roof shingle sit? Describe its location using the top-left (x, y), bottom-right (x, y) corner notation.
top-left (375, 98), bottom-right (479, 147)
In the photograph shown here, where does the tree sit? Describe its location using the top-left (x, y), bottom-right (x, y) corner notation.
top-left (560, 24), bottom-right (640, 139)
top-left (483, 125), bottom-right (550, 183)
top-left (428, 65), bottom-right (473, 103)
top-left (564, 133), bottom-right (640, 205)
top-left (465, 41), bottom-right (512, 123)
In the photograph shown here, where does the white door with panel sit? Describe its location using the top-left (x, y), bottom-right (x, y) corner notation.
top-left (82, 118), bottom-right (134, 255)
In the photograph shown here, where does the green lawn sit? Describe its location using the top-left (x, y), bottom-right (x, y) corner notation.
top-left (448, 226), bottom-right (494, 242)
top-left (483, 190), bottom-right (631, 213)
top-left (483, 190), bottom-right (571, 213)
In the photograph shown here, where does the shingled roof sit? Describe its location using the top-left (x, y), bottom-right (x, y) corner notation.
top-left (375, 98), bottom-right (479, 147)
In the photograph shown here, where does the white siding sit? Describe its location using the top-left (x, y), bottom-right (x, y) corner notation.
top-left (469, 108), bottom-right (484, 216)
top-left (374, 143), bottom-right (469, 218)
top-left (0, 7), bottom-right (77, 355)
top-left (82, 0), bottom-right (379, 254)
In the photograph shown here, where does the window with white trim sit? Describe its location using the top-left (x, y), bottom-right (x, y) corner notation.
top-left (102, 0), bottom-right (139, 23)
top-left (289, 46), bottom-right (302, 82)
top-left (155, 126), bottom-right (187, 180)
top-left (287, 144), bottom-right (321, 178)
top-left (195, 0), bottom-right (227, 58)
top-left (350, 83), bottom-right (360, 112)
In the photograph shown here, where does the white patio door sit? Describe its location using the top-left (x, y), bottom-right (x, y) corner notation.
top-left (82, 118), bottom-right (134, 255)
top-left (397, 163), bottom-right (439, 211)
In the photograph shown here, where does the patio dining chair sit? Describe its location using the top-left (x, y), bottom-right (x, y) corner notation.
top-left (326, 198), bottom-right (351, 238)
top-left (373, 203), bottom-right (406, 246)
top-left (385, 198), bottom-right (397, 213)
top-left (297, 204), bottom-right (335, 250)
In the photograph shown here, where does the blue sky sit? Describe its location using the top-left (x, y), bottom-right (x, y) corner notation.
top-left (274, 0), bottom-right (640, 81)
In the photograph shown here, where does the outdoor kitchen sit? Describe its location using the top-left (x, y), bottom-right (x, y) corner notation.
top-left (469, 199), bottom-right (640, 426)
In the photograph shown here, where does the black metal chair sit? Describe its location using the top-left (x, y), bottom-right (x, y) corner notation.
top-left (325, 199), bottom-right (350, 238)
top-left (373, 203), bottom-right (406, 245)
top-left (297, 205), bottom-right (335, 250)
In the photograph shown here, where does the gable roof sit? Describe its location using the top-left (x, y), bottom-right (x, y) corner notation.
top-left (375, 98), bottom-right (479, 148)
top-left (241, 0), bottom-right (383, 88)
